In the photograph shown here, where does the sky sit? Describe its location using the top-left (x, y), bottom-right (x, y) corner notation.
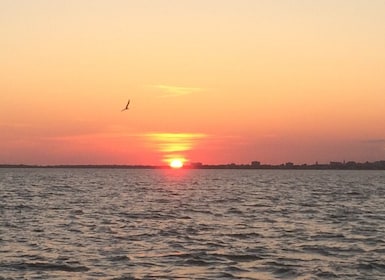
top-left (1, 0), bottom-right (385, 165)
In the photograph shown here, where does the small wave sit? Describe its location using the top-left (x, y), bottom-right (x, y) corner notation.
top-left (152, 198), bottom-right (171, 203)
top-left (70, 209), bottom-right (84, 215)
top-left (226, 265), bottom-right (248, 272)
top-left (311, 232), bottom-right (345, 239)
top-left (108, 255), bottom-right (131, 262)
top-left (300, 245), bottom-right (337, 256)
top-left (121, 212), bottom-right (178, 220)
top-left (110, 276), bottom-right (137, 280)
top-left (219, 253), bottom-right (262, 262)
top-left (227, 232), bottom-right (262, 239)
top-left (273, 267), bottom-right (299, 278)
top-left (164, 252), bottom-right (221, 266)
top-left (13, 204), bottom-right (33, 210)
top-left (5, 262), bottom-right (89, 272)
top-left (15, 254), bottom-right (46, 262)
top-left (346, 190), bottom-right (362, 196)
top-left (373, 247), bottom-right (385, 254)
top-left (183, 258), bottom-right (210, 266)
top-left (357, 261), bottom-right (385, 272)
top-left (226, 207), bottom-right (244, 214)
top-left (264, 262), bottom-right (300, 278)
top-left (178, 215), bottom-right (192, 220)
top-left (216, 272), bottom-right (236, 278)
top-left (314, 269), bottom-right (338, 278)
top-left (265, 261), bottom-right (299, 279)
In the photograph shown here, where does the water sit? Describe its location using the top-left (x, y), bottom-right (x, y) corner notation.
top-left (1, 168), bottom-right (384, 279)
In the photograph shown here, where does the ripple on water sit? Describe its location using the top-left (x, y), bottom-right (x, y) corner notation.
top-left (2, 261), bottom-right (89, 272)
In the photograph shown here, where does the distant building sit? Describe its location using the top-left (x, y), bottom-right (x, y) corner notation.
top-left (330, 161), bottom-right (343, 168)
top-left (190, 162), bottom-right (203, 168)
top-left (285, 162), bottom-right (294, 167)
top-left (251, 161), bottom-right (261, 167)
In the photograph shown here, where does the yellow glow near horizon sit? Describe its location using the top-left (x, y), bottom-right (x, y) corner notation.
top-left (169, 159), bottom-right (184, 169)
top-left (145, 133), bottom-right (206, 164)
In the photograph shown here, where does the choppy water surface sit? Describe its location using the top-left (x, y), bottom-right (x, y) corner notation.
top-left (1, 168), bottom-right (384, 279)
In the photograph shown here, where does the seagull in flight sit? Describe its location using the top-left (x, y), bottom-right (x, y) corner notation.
top-left (121, 99), bottom-right (130, 111)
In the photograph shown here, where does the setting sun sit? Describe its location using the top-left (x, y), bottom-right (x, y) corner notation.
top-left (169, 159), bottom-right (184, 169)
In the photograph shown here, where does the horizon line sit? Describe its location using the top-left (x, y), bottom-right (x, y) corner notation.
top-left (1, 160), bottom-right (384, 170)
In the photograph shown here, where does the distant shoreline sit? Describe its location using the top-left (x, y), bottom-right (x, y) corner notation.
top-left (1, 160), bottom-right (385, 170)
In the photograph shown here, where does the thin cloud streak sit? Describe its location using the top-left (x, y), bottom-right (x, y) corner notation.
top-left (145, 133), bottom-right (206, 152)
top-left (151, 85), bottom-right (204, 97)
top-left (144, 132), bottom-right (207, 163)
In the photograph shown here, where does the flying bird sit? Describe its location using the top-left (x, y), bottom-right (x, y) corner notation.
top-left (121, 99), bottom-right (130, 111)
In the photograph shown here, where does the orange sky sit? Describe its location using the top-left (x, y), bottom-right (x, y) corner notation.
top-left (1, 0), bottom-right (385, 165)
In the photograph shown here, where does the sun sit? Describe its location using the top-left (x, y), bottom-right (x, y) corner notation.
top-left (169, 159), bottom-right (184, 169)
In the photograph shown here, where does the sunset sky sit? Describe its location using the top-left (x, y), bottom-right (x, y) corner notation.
top-left (1, 0), bottom-right (385, 165)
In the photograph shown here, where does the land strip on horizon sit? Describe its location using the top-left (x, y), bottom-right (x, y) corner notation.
top-left (1, 160), bottom-right (385, 170)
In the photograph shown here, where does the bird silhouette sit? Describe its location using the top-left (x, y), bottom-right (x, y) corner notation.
top-left (121, 99), bottom-right (130, 111)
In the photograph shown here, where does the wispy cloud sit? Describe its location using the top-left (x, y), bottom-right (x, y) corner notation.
top-left (142, 132), bottom-right (206, 163)
top-left (151, 85), bottom-right (203, 97)
top-left (145, 132), bottom-right (206, 153)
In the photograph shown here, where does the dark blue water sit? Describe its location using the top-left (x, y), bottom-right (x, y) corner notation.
top-left (1, 168), bottom-right (384, 279)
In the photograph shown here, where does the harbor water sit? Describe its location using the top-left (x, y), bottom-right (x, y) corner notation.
top-left (1, 168), bottom-right (384, 279)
